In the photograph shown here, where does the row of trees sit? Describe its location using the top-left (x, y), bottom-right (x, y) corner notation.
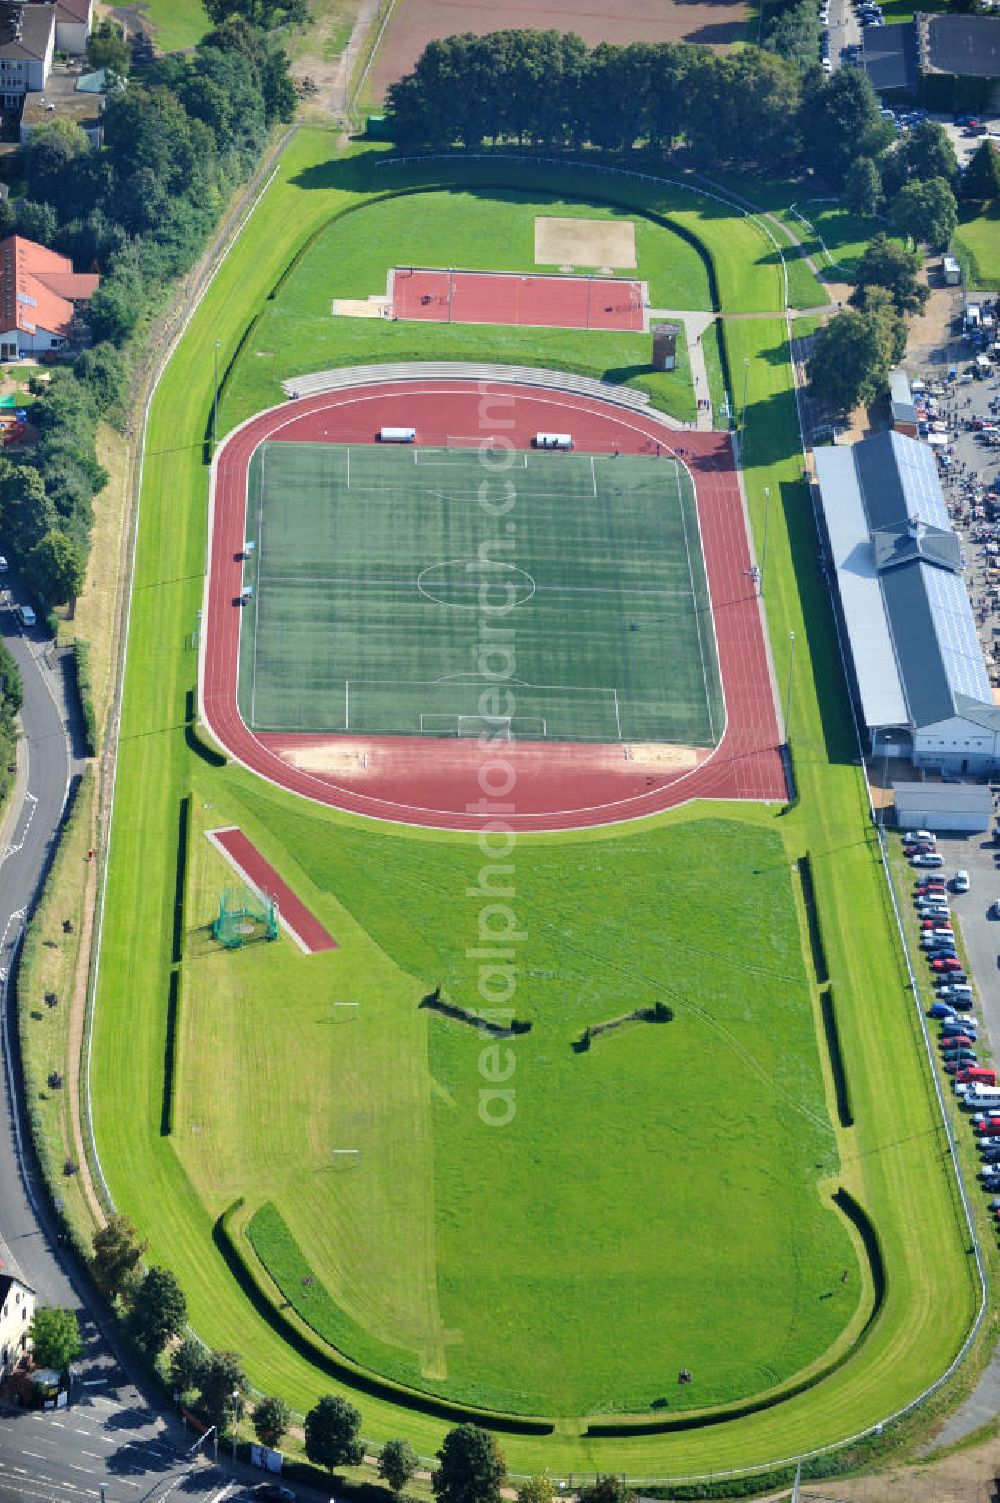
top-left (0, 9), bottom-right (296, 607)
top-left (386, 30), bottom-right (915, 181)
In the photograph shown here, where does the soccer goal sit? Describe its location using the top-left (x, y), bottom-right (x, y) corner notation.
top-left (417, 713), bottom-right (547, 739)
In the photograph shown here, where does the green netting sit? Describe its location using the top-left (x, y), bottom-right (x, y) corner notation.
top-left (236, 442), bottom-right (724, 747)
top-left (212, 884), bottom-right (278, 949)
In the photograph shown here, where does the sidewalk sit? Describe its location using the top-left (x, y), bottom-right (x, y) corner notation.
top-left (647, 308), bottom-right (716, 430)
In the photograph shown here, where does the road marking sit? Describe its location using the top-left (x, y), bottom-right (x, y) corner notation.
top-left (68, 1463), bottom-right (93, 1473)
top-left (81, 1450), bottom-right (103, 1459)
top-left (22, 1450), bottom-right (46, 1459)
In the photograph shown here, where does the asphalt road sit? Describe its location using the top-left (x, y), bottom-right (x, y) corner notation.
top-left (0, 586), bottom-right (260, 1503)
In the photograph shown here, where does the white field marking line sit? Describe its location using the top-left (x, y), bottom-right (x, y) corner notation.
top-left (346, 445), bottom-right (350, 491)
top-left (204, 827), bottom-right (311, 954)
top-left (590, 454), bottom-right (597, 496)
top-left (675, 463), bottom-right (715, 745)
top-left (251, 441), bottom-right (266, 726)
top-left (345, 679), bottom-right (350, 731)
top-left (612, 687), bottom-right (622, 740)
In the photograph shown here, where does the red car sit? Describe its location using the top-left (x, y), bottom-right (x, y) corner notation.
top-left (975, 1118), bottom-right (1000, 1134)
top-left (941, 1035), bottom-right (975, 1049)
top-left (921, 919), bottom-right (953, 930)
top-left (932, 957), bottom-right (962, 971)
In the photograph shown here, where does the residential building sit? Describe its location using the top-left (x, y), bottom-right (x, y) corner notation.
top-left (0, 1233), bottom-right (34, 1380)
top-left (0, 234), bottom-right (99, 358)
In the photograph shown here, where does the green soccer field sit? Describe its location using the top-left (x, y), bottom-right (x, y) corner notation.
top-left (238, 442), bottom-right (724, 747)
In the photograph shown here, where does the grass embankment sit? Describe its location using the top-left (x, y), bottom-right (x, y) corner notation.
top-left (130, 0), bottom-right (208, 52)
top-left (18, 769), bottom-right (95, 1244)
top-left (90, 132), bottom-right (977, 1474)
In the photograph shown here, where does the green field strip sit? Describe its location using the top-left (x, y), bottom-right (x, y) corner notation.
top-left (89, 132), bottom-right (980, 1476)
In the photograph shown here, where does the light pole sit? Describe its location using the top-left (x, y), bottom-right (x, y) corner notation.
top-left (784, 630), bottom-right (796, 745)
top-left (741, 357), bottom-right (750, 439)
top-left (231, 1389), bottom-right (241, 1470)
top-left (880, 731), bottom-right (892, 825)
top-left (213, 339), bottom-right (221, 452)
top-left (760, 485), bottom-right (771, 595)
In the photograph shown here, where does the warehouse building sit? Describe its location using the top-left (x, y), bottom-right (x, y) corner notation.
top-left (893, 781), bottom-right (993, 834)
top-left (815, 430), bottom-right (1000, 777)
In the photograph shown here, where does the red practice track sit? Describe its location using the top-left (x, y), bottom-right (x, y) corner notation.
top-left (391, 268), bottom-right (646, 331)
top-left (207, 826), bottom-right (337, 953)
top-left (203, 381), bottom-right (786, 831)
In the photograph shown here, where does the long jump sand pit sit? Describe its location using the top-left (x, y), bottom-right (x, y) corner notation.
top-left (371, 0), bottom-right (749, 101)
top-left (535, 217), bottom-right (636, 269)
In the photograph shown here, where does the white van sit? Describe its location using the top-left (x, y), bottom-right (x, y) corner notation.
top-left (960, 1085), bottom-right (1000, 1109)
top-left (17, 604), bottom-right (35, 628)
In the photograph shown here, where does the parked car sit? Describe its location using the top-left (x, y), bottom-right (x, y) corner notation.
top-left (914, 853), bottom-right (945, 867)
top-left (905, 842), bottom-right (935, 856)
top-left (935, 971), bottom-right (968, 987)
top-left (942, 1051), bottom-right (978, 1066)
top-left (940, 1034), bottom-right (976, 1050)
top-left (931, 956), bottom-right (963, 970)
top-left (980, 1146), bottom-right (1000, 1163)
top-left (252, 1485), bottom-right (297, 1503)
top-left (973, 1116), bottom-right (1000, 1133)
top-left (929, 1001), bottom-right (957, 1019)
top-left (952, 870), bottom-right (971, 893)
top-left (942, 1018), bottom-right (977, 1035)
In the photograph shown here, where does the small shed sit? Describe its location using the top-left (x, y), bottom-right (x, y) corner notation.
top-left (889, 368), bottom-right (918, 436)
top-left (893, 780), bottom-right (993, 832)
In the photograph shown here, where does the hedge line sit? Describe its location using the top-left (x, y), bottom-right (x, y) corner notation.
top-left (73, 638), bottom-right (97, 757)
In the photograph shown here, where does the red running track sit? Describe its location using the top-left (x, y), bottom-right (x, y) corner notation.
top-left (391, 267), bottom-right (646, 332)
top-left (202, 381), bottom-right (787, 832)
top-left (207, 826), bottom-right (337, 953)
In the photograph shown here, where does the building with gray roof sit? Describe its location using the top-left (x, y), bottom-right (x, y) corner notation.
top-left (815, 430), bottom-right (1000, 776)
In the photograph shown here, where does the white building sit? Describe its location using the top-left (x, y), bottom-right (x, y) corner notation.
top-left (0, 1234), bottom-right (34, 1380)
top-left (815, 430), bottom-right (1000, 776)
top-left (54, 0), bottom-right (92, 56)
top-left (0, 234), bottom-right (99, 359)
top-left (0, 3), bottom-right (55, 112)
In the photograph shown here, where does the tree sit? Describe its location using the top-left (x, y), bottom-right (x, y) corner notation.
top-left (379, 1438), bottom-right (420, 1498)
top-left (252, 1394), bottom-right (292, 1450)
top-left (808, 294), bottom-right (905, 412)
top-left (203, 0), bottom-right (308, 26)
top-left (762, 0), bottom-right (821, 70)
top-left (852, 233), bottom-right (928, 313)
top-left (432, 1425), bottom-right (506, 1503)
top-left (844, 156), bottom-right (883, 217)
top-left (169, 1335), bottom-right (206, 1397)
top-left (577, 1482), bottom-right (635, 1503)
top-left (74, 344), bottom-right (128, 416)
top-left (25, 530), bottom-right (86, 607)
top-left (129, 1267), bottom-right (187, 1356)
top-left (87, 18), bottom-right (130, 77)
top-left (14, 199), bottom-right (58, 246)
top-left (962, 139), bottom-right (1000, 202)
top-left (197, 1350), bottom-right (248, 1431)
top-left (890, 175), bottom-right (959, 250)
top-left (885, 119), bottom-right (959, 193)
top-left (29, 1307), bottom-right (82, 1372)
top-left (91, 1212), bottom-right (147, 1302)
top-left (0, 465), bottom-right (55, 557)
top-left (516, 1478), bottom-right (556, 1503)
top-left (800, 66), bottom-right (886, 181)
top-left (304, 1394), bottom-right (364, 1474)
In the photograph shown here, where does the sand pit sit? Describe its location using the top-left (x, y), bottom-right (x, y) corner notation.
top-left (277, 741), bottom-right (377, 775)
top-left (331, 297), bottom-right (391, 319)
top-left (535, 217), bottom-right (637, 269)
top-left (625, 743), bottom-right (706, 770)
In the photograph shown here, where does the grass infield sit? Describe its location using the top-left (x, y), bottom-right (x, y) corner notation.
top-left (89, 136), bottom-right (980, 1474)
top-left (239, 441), bottom-right (722, 746)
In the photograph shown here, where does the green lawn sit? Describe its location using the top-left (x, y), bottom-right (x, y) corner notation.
top-left (953, 203), bottom-right (1000, 287)
top-left (240, 443), bottom-right (721, 745)
top-left (88, 133), bottom-right (979, 1474)
top-left (135, 0), bottom-right (207, 52)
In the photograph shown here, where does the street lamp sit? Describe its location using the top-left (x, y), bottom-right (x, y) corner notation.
top-left (231, 1389), bottom-right (242, 1470)
top-left (212, 339), bottom-right (221, 452)
top-left (784, 630), bottom-right (796, 745)
top-left (760, 485), bottom-right (771, 595)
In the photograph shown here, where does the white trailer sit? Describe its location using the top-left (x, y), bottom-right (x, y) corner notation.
top-left (533, 433), bottom-right (573, 450)
top-left (378, 426), bottom-right (416, 443)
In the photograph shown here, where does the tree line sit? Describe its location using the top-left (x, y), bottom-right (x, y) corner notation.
top-left (0, 7), bottom-right (296, 611)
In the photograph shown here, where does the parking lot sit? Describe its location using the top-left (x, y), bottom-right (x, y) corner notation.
top-left (903, 344), bottom-right (1000, 690)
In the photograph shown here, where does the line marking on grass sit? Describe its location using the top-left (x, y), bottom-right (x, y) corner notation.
top-left (613, 686), bottom-right (622, 740)
top-left (590, 454), bottom-right (597, 497)
top-left (346, 445), bottom-right (350, 491)
top-left (345, 678), bottom-right (350, 731)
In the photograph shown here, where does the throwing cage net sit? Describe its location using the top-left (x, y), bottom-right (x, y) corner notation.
top-left (212, 884), bottom-right (279, 949)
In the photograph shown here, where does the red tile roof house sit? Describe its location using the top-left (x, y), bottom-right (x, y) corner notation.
top-left (0, 235), bottom-right (99, 360)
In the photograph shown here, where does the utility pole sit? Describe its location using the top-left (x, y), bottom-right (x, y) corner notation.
top-left (213, 339), bottom-right (221, 452)
top-left (760, 485), bottom-right (771, 595)
top-left (784, 630), bottom-right (796, 745)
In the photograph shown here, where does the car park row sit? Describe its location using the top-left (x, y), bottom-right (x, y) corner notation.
top-left (907, 835), bottom-right (1000, 1209)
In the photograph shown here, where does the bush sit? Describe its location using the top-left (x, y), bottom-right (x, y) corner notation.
top-left (74, 639), bottom-right (97, 755)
